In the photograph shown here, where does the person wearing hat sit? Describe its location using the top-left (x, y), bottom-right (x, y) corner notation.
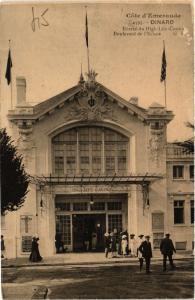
top-left (129, 234), bottom-right (137, 257)
top-left (160, 233), bottom-right (176, 271)
top-left (139, 235), bottom-right (152, 274)
top-left (104, 232), bottom-right (110, 258)
top-left (137, 234), bottom-right (144, 271)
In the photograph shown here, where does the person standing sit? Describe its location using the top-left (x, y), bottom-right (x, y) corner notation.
top-left (55, 233), bottom-right (62, 253)
top-left (160, 233), bottom-right (176, 271)
top-left (29, 237), bottom-right (42, 262)
top-left (114, 229), bottom-right (119, 255)
top-left (139, 235), bottom-right (152, 274)
top-left (91, 232), bottom-right (97, 250)
top-left (104, 232), bottom-right (110, 258)
top-left (110, 232), bottom-right (117, 258)
top-left (83, 230), bottom-right (90, 251)
top-left (1, 235), bottom-right (5, 259)
top-left (118, 232), bottom-right (123, 255)
top-left (129, 234), bottom-right (137, 257)
top-left (121, 235), bottom-right (128, 257)
top-left (137, 234), bottom-right (144, 271)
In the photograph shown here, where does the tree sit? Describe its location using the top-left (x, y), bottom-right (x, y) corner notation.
top-left (174, 122), bottom-right (194, 154)
top-left (0, 128), bottom-right (29, 215)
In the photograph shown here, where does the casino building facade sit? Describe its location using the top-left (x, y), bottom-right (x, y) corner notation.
top-left (2, 71), bottom-right (194, 258)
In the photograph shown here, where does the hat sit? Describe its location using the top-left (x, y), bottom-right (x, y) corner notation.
top-left (122, 235), bottom-right (127, 239)
top-left (138, 234), bottom-right (144, 238)
top-left (145, 235), bottom-right (150, 238)
top-left (104, 233), bottom-right (109, 237)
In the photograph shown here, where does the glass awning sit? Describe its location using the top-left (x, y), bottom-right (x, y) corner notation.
top-left (30, 173), bottom-right (163, 186)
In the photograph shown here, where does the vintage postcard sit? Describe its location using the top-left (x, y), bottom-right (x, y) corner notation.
top-left (0, 0), bottom-right (194, 299)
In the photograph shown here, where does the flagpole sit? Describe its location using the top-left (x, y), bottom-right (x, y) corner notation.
top-left (85, 7), bottom-right (90, 73)
top-left (9, 39), bottom-right (13, 109)
top-left (164, 79), bottom-right (167, 107)
top-left (87, 43), bottom-right (90, 73)
top-left (163, 40), bottom-right (166, 107)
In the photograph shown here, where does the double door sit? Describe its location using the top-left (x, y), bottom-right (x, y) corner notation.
top-left (72, 214), bottom-right (106, 252)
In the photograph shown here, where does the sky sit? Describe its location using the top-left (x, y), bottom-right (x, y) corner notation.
top-left (0, 1), bottom-right (193, 141)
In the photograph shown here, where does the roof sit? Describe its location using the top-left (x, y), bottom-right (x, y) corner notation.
top-left (8, 77), bottom-right (174, 124)
top-left (33, 85), bottom-right (80, 116)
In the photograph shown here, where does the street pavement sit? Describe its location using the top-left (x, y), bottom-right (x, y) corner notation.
top-left (2, 258), bottom-right (194, 299)
top-left (1, 250), bottom-right (193, 268)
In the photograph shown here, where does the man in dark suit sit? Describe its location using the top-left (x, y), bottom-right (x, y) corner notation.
top-left (139, 235), bottom-right (152, 274)
top-left (160, 233), bottom-right (176, 271)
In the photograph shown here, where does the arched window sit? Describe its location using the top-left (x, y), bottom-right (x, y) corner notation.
top-left (52, 126), bottom-right (129, 176)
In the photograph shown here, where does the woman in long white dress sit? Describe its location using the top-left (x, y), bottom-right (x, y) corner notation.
top-left (121, 235), bottom-right (128, 256)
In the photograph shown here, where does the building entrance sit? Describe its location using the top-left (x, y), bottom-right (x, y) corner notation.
top-left (72, 214), bottom-right (106, 252)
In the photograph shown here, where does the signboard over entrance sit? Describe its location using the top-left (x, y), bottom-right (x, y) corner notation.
top-left (55, 184), bottom-right (132, 194)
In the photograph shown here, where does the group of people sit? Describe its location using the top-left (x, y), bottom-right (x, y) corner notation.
top-left (2, 231), bottom-right (177, 271)
top-left (104, 231), bottom-right (176, 274)
top-left (83, 231), bottom-right (98, 251)
top-left (104, 230), bottom-right (144, 258)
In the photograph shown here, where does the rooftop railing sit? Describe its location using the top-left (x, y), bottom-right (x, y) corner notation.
top-left (166, 145), bottom-right (194, 159)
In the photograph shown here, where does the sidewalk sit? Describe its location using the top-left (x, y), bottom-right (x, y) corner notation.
top-left (1, 250), bottom-right (193, 268)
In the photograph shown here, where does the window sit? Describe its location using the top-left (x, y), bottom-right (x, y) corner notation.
top-left (108, 214), bottom-right (122, 233)
top-left (52, 126), bottom-right (128, 175)
top-left (73, 202), bottom-right (88, 211)
top-left (175, 241), bottom-right (187, 250)
top-left (90, 202), bottom-right (105, 211)
top-left (107, 202), bottom-right (122, 210)
top-left (66, 143), bottom-right (76, 174)
top-left (92, 143), bottom-right (101, 173)
top-left (191, 200), bottom-right (194, 224)
top-left (150, 121), bottom-right (164, 130)
top-left (54, 153), bottom-right (64, 175)
top-left (174, 201), bottom-right (184, 224)
top-left (173, 166), bottom-right (184, 179)
top-left (56, 215), bottom-right (71, 245)
top-left (55, 202), bottom-right (70, 211)
top-left (190, 165), bottom-right (194, 179)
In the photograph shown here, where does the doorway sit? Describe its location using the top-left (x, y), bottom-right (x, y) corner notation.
top-left (72, 214), bottom-right (106, 252)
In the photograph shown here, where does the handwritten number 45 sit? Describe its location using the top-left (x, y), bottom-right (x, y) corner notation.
top-left (31, 7), bottom-right (49, 32)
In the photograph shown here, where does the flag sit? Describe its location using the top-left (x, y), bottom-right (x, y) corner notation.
top-left (85, 13), bottom-right (88, 48)
top-left (160, 45), bottom-right (167, 82)
top-left (5, 49), bottom-right (12, 85)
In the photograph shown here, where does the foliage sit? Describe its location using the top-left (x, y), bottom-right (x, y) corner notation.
top-left (174, 122), bottom-right (194, 154)
top-left (0, 128), bottom-right (29, 215)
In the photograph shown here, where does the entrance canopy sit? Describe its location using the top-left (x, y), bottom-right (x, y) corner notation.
top-left (30, 173), bottom-right (163, 186)
top-left (30, 173), bottom-right (163, 211)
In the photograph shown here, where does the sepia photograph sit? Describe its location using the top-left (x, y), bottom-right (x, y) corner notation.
top-left (0, 0), bottom-right (194, 299)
